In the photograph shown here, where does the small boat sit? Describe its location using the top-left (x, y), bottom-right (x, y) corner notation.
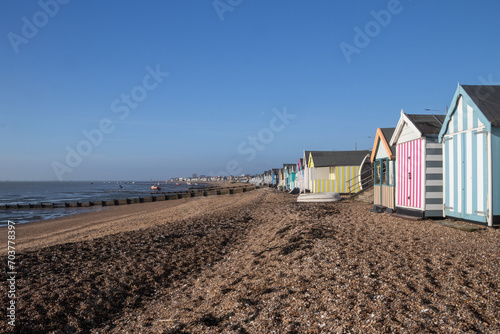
top-left (297, 192), bottom-right (341, 203)
top-left (176, 183), bottom-right (180, 186)
top-left (151, 185), bottom-right (161, 191)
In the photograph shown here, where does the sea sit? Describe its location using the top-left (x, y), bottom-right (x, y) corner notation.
top-left (0, 181), bottom-right (206, 226)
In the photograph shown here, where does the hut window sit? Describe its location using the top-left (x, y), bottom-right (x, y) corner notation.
top-left (374, 161), bottom-right (381, 185)
top-left (381, 159), bottom-right (388, 185)
top-left (388, 160), bottom-right (395, 186)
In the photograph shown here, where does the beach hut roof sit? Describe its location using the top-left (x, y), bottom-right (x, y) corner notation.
top-left (370, 127), bottom-right (396, 163)
top-left (407, 114), bottom-right (445, 134)
top-left (439, 84), bottom-right (500, 141)
top-left (309, 150), bottom-right (370, 168)
top-left (461, 85), bottom-right (500, 126)
top-left (390, 111), bottom-right (445, 146)
top-left (304, 150), bottom-right (311, 161)
top-left (381, 128), bottom-right (396, 144)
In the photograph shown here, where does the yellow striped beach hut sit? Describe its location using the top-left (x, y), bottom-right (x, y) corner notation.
top-left (308, 150), bottom-right (371, 194)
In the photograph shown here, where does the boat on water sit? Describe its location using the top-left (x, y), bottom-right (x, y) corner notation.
top-left (151, 184), bottom-right (161, 192)
top-left (297, 192), bottom-right (341, 203)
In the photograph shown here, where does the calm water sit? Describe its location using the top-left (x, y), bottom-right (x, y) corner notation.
top-left (0, 181), bottom-right (203, 226)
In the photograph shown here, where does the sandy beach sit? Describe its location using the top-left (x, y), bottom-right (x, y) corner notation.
top-left (1, 188), bottom-right (500, 333)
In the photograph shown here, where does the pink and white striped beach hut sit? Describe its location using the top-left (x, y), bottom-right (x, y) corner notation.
top-left (389, 111), bottom-right (446, 219)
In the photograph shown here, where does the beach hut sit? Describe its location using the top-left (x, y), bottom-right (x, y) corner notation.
top-left (302, 151), bottom-right (312, 192)
top-left (308, 150), bottom-right (370, 193)
top-left (438, 84), bottom-right (500, 227)
top-left (262, 170), bottom-right (271, 186)
top-left (278, 168), bottom-right (285, 190)
top-left (390, 111), bottom-right (445, 218)
top-left (283, 164), bottom-right (297, 191)
top-left (371, 128), bottom-right (396, 212)
top-left (271, 169), bottom-right (280, 187)
top-left (297, 158), bottom-right (305, 191)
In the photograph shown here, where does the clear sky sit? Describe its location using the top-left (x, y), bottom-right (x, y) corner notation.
top-left (1, 0), bottom-right (500, 181)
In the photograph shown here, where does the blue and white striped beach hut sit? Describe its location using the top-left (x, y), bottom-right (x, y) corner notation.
top-left (438, 84), bottom-right (500, 227)
top-left (283, 164), bottom-right (297, 191)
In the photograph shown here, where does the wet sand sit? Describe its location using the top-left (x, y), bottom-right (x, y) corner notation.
top-left (1, 188), bottom-right (499, 333)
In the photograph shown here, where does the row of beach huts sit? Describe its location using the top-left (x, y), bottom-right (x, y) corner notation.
top-left (250, 84), bottom-right (500, 227)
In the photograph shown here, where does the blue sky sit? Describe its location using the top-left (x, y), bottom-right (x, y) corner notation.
top-left (1, 0), bottom-right (500, 181)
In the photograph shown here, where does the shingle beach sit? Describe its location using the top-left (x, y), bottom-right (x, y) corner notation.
top-left (1, 188), bottom-right (499, 333)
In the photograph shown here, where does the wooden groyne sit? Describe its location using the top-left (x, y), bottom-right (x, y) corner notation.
top-left (0, 185), bottom-right (258, 210)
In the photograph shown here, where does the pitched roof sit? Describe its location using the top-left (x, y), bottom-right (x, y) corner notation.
top-left (381, 128), bottom-right (396, 145)
top-left (390, 111), bottom-right (445, 146)
top-left (461, 85), bottom-right (500, 126)
top-left (370, 128), bottom-right (396, 162)
top-left (406, 114), bottom-right (445, 135)
top-left (304, 150), bottom-right (311, 161)
top-left (309, 150), bottom-right (370, 167)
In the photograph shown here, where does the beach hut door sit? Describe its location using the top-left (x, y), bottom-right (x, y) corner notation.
top-left (444, 132), bottom-right (488, 223)
top-left (397, 139), bottom-right (422, 209)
